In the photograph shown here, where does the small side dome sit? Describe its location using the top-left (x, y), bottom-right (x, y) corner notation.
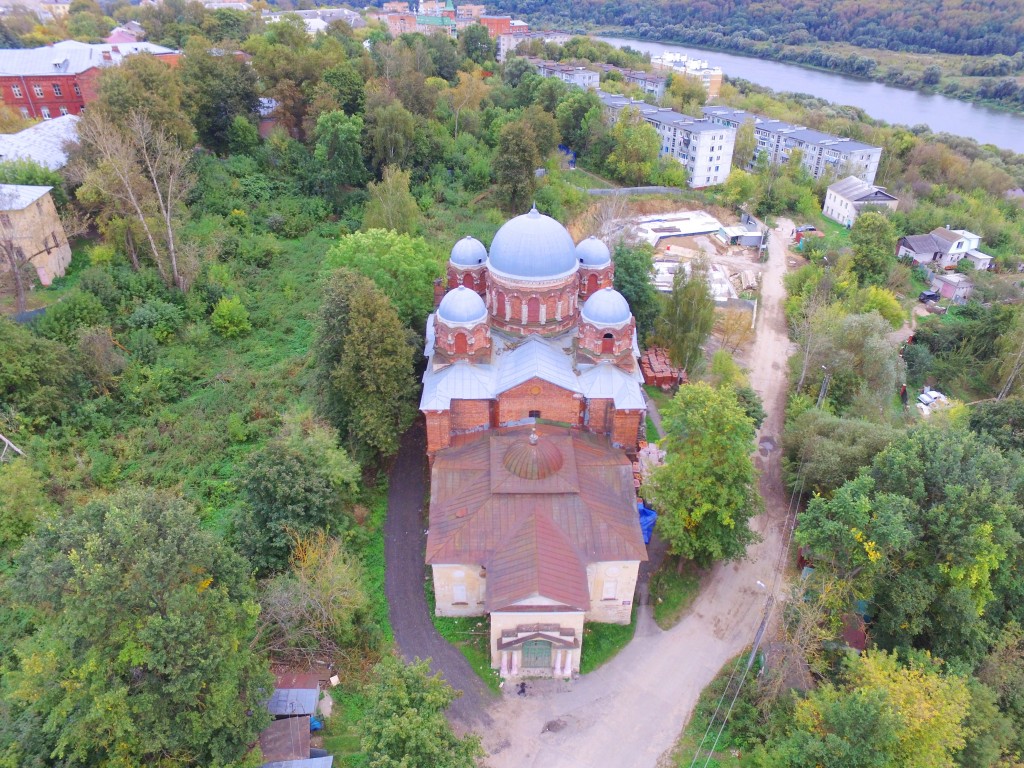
top-left (450, 235), bottom-right (487, 266)
top-left (437, 286), bottom-right (487, 324)
top-left (577, 236), bottom-right (611, 267)
top-left (581, 287), bottom-right (631, 326)
top-left (503, 430), bottom-right (564, 479)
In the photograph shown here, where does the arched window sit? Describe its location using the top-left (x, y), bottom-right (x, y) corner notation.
top-left (462, 272), bottom-right (475, 290)
top-left (454, 333), bottom-right (468, 354)
top-left (527, 296), bottom-right (541, 323)
top-left (601, 332), bottom-right (615, 354)
top-left (496, 291), bottom-right (506, 320)
top-left (586, 273), bottom-right (599, 295)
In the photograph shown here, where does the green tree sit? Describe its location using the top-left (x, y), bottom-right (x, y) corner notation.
top-left (850, 212), bottom-right (897, 286)
top-left (969, 397), bottom-right (1024, 451)
top-left (643, 382), bottom-right (760, 567)
top-left (361, 656), bottom-right (483, 768)
top-left (493, 119), bottom-right (539, 213)
top-left (0, 159), bottom-right (67, 208)
top-left (95, 52), bottom-right (194, 145)
top-left (324, 229), bottom-right (439, 329)
top-left (612, 240), bottom-right (660, 344)
top-left (236, 417), bottom-right (359, 575)
top-left (606, 106), bottom-right (660, 186)
top-left (0, 317), bottom-right (74, 425)
top-left (227, 115), bottom-right (261, 155)
top-left (179, 37), bottom-right (260, 153)
top-left (555, 88), bottom-right (604, 152)
top-left (459, 23), bottom-right (495, 64)
top-left (313, 110), bottom-right (366, 206)
top-left (364, 101), bottom-right (417, 173)
top-left (732, 120), bottom-right (756, 169)
top-left (655, 256), bottom-right (715, 375)
top-left (2, 490), bottom-right (272, 767)
top-left (362, 165), bottom-right (422, 235)
top-left (315, 270), bottom-right (418, 464)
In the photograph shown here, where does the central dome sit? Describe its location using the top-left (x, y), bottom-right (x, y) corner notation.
top-left (488, 205), bottom-right (578, 280)
top-left (503, 430), bottom-right (564, 479)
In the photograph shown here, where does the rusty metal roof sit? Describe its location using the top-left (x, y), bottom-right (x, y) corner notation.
top-left (427, 425), bottom-right (647, 611)
top-left (259, 716), bottom-right (310, 762)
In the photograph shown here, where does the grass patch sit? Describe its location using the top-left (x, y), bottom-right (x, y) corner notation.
top-left (322, 687), bottom-right (370, 767)
top-left (353, 484), bottom-right (393, 646)
top-left (579, 603), bottom-right (637, 674)
top-left (667, 652), bottom-right (767, 767)
top-left (644, 383), bottom-right (675, 414)
top-left (563, 166), bottom-right (619, 190)
top-left (425, 578), bottom-right (502, 693)
top-left (645, 414), bottom-right (660, 439)
top-left (651, 559), bottom-right (701, 629)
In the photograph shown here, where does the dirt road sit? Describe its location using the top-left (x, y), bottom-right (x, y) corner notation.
top-left (479, 219), bottom-right (796, 768)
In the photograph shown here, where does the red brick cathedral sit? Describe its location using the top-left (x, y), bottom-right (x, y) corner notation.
top-left (421, 206), bottom-right (646, 455)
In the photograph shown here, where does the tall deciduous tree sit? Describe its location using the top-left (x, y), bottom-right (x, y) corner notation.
top-left (850, 211), bottom-right (897, 286)
top-left (655, 256), bottom-right (715, 376)
top-left (2, 490), bottom-right (272, 767)
top-left (459, 23), bottom-right (495, 64)
top-left (364, 101), bottom-right (417, 173)
top-left (362, 165), bottom-right (422, 235)
top-left (179, 38), bottom-right (260, 153)
top-left (315, 269), bottom-right (417, 465)
top-left (361, 656), bottom-right (483, 768)
top-left (94, 52), bottom-right (194, 146)
top-left (612, 240), bottom-right (660, 344)
top-left (643, 382), bottom-right (760, 568)
top-left (494, 120), bottom-right (539, 213)
top-left (313, 110), bottom-right (366, 206)
top-left (606, 106), bottom-right (660, 186)
top-left (555, 88), bottom-right (604, 152)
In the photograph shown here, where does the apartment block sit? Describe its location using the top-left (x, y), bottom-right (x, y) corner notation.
top-left (523, 57), bottom-right (599, 89)
top-left (599, 91), bottom-right (735, 188)
top-left (702, 106), bottom-right (882, 184)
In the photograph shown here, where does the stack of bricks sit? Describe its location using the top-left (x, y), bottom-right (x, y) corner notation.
top-left (640, 347), bottom-right (686, 389)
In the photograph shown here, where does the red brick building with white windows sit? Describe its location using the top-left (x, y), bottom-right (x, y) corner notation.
top-left (421, 206), bottom-right (645, 457)
top-left (0, 41), bottom-right (177, 121)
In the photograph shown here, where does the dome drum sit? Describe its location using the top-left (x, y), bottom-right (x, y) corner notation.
top-left (487, 276), bottom-right (580, 337)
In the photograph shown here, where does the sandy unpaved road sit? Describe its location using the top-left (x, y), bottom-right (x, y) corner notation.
top-left (479, 218), bottom-right (796, 768)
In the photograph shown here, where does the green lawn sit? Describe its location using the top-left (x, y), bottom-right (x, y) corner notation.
top-left (563, 166), bottom-right (619, 190)
top-left (322, 687), bottom-right (370, 766)
top-left (644, 383), bottom-right (675, 414)
top-left (425, 579), bottom-right (502, 692)
top-left (579, 604), bottom-right (638, 674)
top-left (651, 560), bottom-right (702, 629)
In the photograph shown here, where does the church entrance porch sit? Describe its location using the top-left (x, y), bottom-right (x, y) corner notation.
top-left (495, 623), bottom-right (578, 679)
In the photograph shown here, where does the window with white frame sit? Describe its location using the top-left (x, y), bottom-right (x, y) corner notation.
top-left (32, 84), bottom-right (43, 97)
top-left (59, 106), bottom-right (68, 116)
top-left (11, 84), bottom-right (21, 98)
top-left (40, 106), bottom-right (51, 119)
top-left (602, 580), bottom-right (618, 600)
top-left (52, 83), bottom-right (62, 96)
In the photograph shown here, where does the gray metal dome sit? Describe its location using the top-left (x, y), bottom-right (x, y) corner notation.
top-left (487, 205), bottom-right (578, 280)
top-left (437, 286), bottom-right (487, 325)
top-left (576, 236), bottom-right (611, 267)
top-left (450, 235), bottom-right (487, 266)
top-left (581, 287), bottom-right (631, 326)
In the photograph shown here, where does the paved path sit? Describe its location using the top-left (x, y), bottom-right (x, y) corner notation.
top-left (384, 419), bottom-right (495, 725)
top-left (478, 218), bottom-right (796, 768)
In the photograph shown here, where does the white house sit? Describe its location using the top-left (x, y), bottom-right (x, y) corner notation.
top-left (822, 176), bottom-right (898, 226)
top-left (897, 227), bottom-right (993, 271)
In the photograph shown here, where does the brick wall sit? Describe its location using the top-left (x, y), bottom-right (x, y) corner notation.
top-left (433, 318), bottom-right (490, 359)
top-left (612, 410), bottom-right (642, 448)
top-left (497, 378), bottom-right (582, 426)
top-left (450, 399), bottom-right (492, 433)
top-left (578, 318), bottom-right (635, 358)
top-left (425, 410), bottom-right (452, 453)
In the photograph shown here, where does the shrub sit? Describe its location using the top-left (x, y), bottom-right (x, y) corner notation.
top-left (35, 290), bottom-right (108, 344)
top-left (87, 243), bottom-right (116, 266)
top-left (126, 299), bottom-right (185, 343)
top-left (210, 296), bottom-right (252, 338)
top-left (78, 267), bottom-right (120, 313)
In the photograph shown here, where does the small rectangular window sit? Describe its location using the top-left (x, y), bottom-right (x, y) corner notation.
top-left (52, 83), bottom-right (62, 96)
top-left (59, 106), bottom-right (68, 116)
top-left (602, 580), bottom-right (617, 600)
top-left (18, 107), bottom-right (28, 119)
top-left (32, 84), bottom-right (43, 97)
top-left (452, 584), bottom-right (467, 604)
top-left (40, 106), bottom-right (50, 119)
top-left (73, 83), bottom-right (81, 96)
top-left (528, 410), bottom-right (540, 419)
top-left (11, 84), bottom-right (21, 98)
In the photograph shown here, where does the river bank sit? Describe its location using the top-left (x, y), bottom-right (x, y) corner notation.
top-left (596, 34), bottom-right (1024, 154)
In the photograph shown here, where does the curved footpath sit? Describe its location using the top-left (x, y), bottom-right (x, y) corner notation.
top-left (384, 419), bottom-right (495, 725)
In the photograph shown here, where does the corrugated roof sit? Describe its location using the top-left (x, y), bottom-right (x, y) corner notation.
top-left (0, 114), bottom-right (79, 170)
top-left (0, 184), bottom-right (52, 210)
top-left (420, 360), bottom-right (496, 411)
top-left (495, 336), bottom-right (580, 394)
top-left (259, 717), bottom-right (310, 762)
top-left (266, 688), bottom-right (318, 717)
top-left (901, 233), bottom-right (945, 254)
top-left (828, 175), bottom-right (873, 200)
top-left (427, 425), bottom-right (647, 609)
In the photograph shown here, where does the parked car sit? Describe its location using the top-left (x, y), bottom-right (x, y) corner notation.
top-left (918, 290), bottom-right (940, 302)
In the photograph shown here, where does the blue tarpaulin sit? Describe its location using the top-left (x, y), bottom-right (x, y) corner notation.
top-left (637, 503), bottom-right (657, 544)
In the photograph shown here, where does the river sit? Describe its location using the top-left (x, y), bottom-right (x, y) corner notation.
top-left (598, 35), bottom-right (1024, 154)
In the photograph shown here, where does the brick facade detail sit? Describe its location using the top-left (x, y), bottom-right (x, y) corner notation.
top-left (578, 264), bottom-right (614, 301)
top-left (446, 263), bottom-right (487, 295)
top-left (496, 378), bottom-right (583, 427)
top-left (433, 315), bottom-right (490, 360)
top-left (0, 68), bottom-right (100, 120)
top-left (486, 272), bottom-right (579, 337)
top-left (578, 317), bottom-right (636, 359)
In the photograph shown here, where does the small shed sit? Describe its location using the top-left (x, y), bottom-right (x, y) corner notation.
top-left (267, 687), bottom-right (319, 718)
top-left (931, 272), bottom-right (972, 302)
top-left (259, 717), bottom-right (311, 763)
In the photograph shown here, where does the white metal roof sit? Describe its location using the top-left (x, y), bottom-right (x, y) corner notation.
top-left (0, 114), bottom-right (79, 170)
top-left (420, 360), bottom-right (496, 410)
top-left (0, 41), bottom-right (175, 76)
top-left (578, 363), bottom-right (645, 409)
top-left (495, 336), bottom-right (580, 395)
top-left (0, 183), bottom-right (53, 210)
